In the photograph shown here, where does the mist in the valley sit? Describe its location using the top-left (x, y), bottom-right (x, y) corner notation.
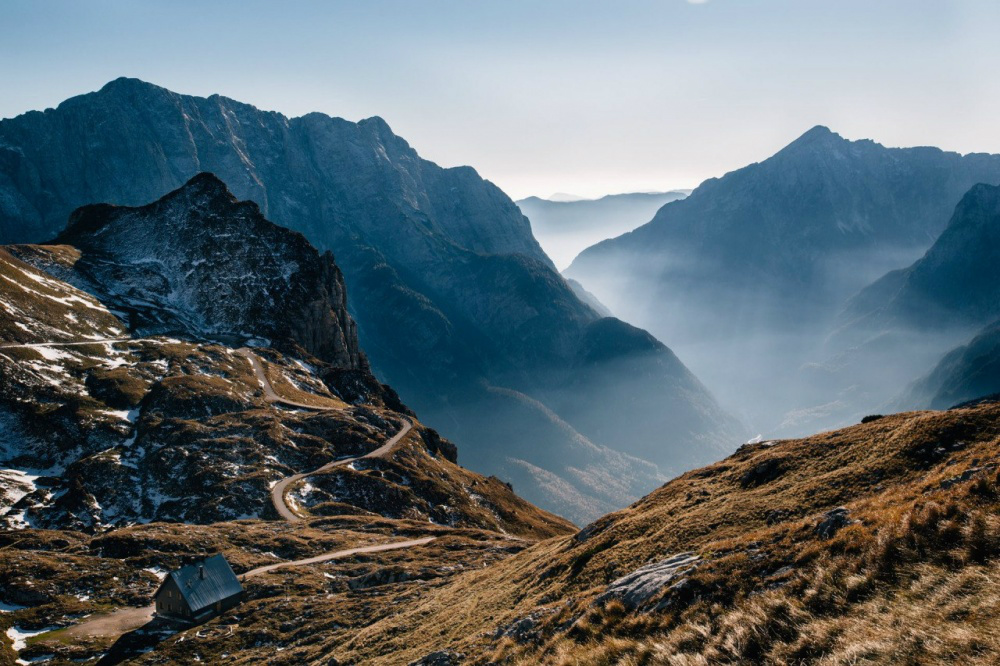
top-left (554, 237), bottom-right (973, 441)
top-left (516, 191), bottom-right (689, 270)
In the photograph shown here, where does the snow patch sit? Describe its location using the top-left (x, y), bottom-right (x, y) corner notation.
top-left (28, 345), bottom-right (72, 362)
top-left (6, 624), bottom-right (57, 653)
top-left (0, 469), bottom-right (40, 512)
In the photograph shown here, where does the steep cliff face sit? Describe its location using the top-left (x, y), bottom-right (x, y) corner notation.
top-left (841, 183), bottom-right (1000, 337)
top-left (33, 172), bottom-right (365, 369)
top-left (0, 79), bottom-right (741, 521)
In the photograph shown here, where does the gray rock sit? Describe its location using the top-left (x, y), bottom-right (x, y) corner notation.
top-left (408, 650), bottom-right (464, 666)
top-left (598, 552), bottom-right (700, 609)
top-left (815, 507), bottom-right (856, 539)
top-left (740, 457), bottom-right (786, 488)
top-left (939, 464), bottom-right (996, 489)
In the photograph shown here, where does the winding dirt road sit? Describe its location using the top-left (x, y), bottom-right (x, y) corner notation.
top-left (58, 537), bottom-right (437, 639)
top-left (233, 347), bottom-right (347, 411)
top-left (6, 341), bottom-right (431, 647)
top-left (270, 417), bottom-right (413, 521)
top-left (234, 347), bottom-right (413, 522)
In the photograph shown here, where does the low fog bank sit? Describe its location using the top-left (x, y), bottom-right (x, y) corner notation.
top-left (518, 191), bottom-right (688, 270)
top-left (566, 242), bottom-right (969, 439)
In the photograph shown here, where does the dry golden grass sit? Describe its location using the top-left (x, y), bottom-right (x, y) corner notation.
top-left (315, 403), bottom-right (1000, 665)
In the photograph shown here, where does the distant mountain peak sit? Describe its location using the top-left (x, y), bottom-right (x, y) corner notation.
top-left (548, 192), bottom-right (588, 202)
top-left (96, 76), bottom-right (164, 96)
top-left (958, 181), bottom-right (1000, 207)
top-left (780, 125), bottom-right (846, 153)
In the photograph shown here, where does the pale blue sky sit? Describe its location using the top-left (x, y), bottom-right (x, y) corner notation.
top-left (2, 0), bottom-right (998, 198)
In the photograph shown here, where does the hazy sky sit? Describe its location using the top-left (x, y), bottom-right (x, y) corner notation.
top-left (2, 1), bottom-right (998, 199)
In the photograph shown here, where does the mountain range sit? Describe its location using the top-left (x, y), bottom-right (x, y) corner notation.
top-left (3, 83), bottom-right (1000, 666)
top-left (0, 78), bottom-right (740, 523)
top-left (564, 126), bottom-right (1000, 435)
top-left (567, 126), bottom-right (1000, 341)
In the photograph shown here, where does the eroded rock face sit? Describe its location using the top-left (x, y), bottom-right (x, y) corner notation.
top-left (44, 173), bottom-right (364, 370)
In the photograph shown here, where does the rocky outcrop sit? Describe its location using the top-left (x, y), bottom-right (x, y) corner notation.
top-left (36, 173), bottom-right (364, 369)
top-left (598, 552), bottom-right (700, 609)
top-left (815, 507), bottom-right (856, 539)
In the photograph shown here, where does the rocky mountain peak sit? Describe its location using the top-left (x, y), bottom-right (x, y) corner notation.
top-left (950, 182), bottom-right (1000, 227)
top-left (788, 124), bottom-right (839, 146)
top-left (46, 173), bottom-right (366, 369)
top-left (773, 125), bottom-right (865, 163)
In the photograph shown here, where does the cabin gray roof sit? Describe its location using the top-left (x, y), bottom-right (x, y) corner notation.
top-left (159, 554), bottom-right (243, 613)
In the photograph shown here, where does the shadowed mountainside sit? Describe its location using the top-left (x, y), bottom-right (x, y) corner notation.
top-left (0, 78), bottom-right (740, 521)
top-left (0, 178), bottom-right (571, 538)
top-left (565, 127), bottom-right (1000, 439)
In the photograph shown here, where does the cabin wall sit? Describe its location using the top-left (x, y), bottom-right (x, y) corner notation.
top-left (155, 579), bottom-right (192, 620)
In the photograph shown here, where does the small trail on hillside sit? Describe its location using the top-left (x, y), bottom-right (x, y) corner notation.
top-left (234, 347), bottom-right (413, 522)
top-left (59, 537), bottom-right (437, 639)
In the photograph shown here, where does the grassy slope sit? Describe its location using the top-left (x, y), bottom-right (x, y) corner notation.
top-left (327, 403), bottom-right (1000, 664)
top-left (22, 403), bottom-right (991, 664)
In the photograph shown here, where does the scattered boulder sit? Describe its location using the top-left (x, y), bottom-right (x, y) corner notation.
top-left (740, 458), bottom-right (786, 488)
top-left (765, 508), bottom-right (792, 525)
top-left (940, 464), bottom-right (996, 489)
top-left (815, 507), bottom-right (856, 539)
top-left (492, 608), bottom-right (555, 644)
top-left (598, 552), bottom-right (700, 609)
top-left (408, 650), bottom-right (465, 666)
